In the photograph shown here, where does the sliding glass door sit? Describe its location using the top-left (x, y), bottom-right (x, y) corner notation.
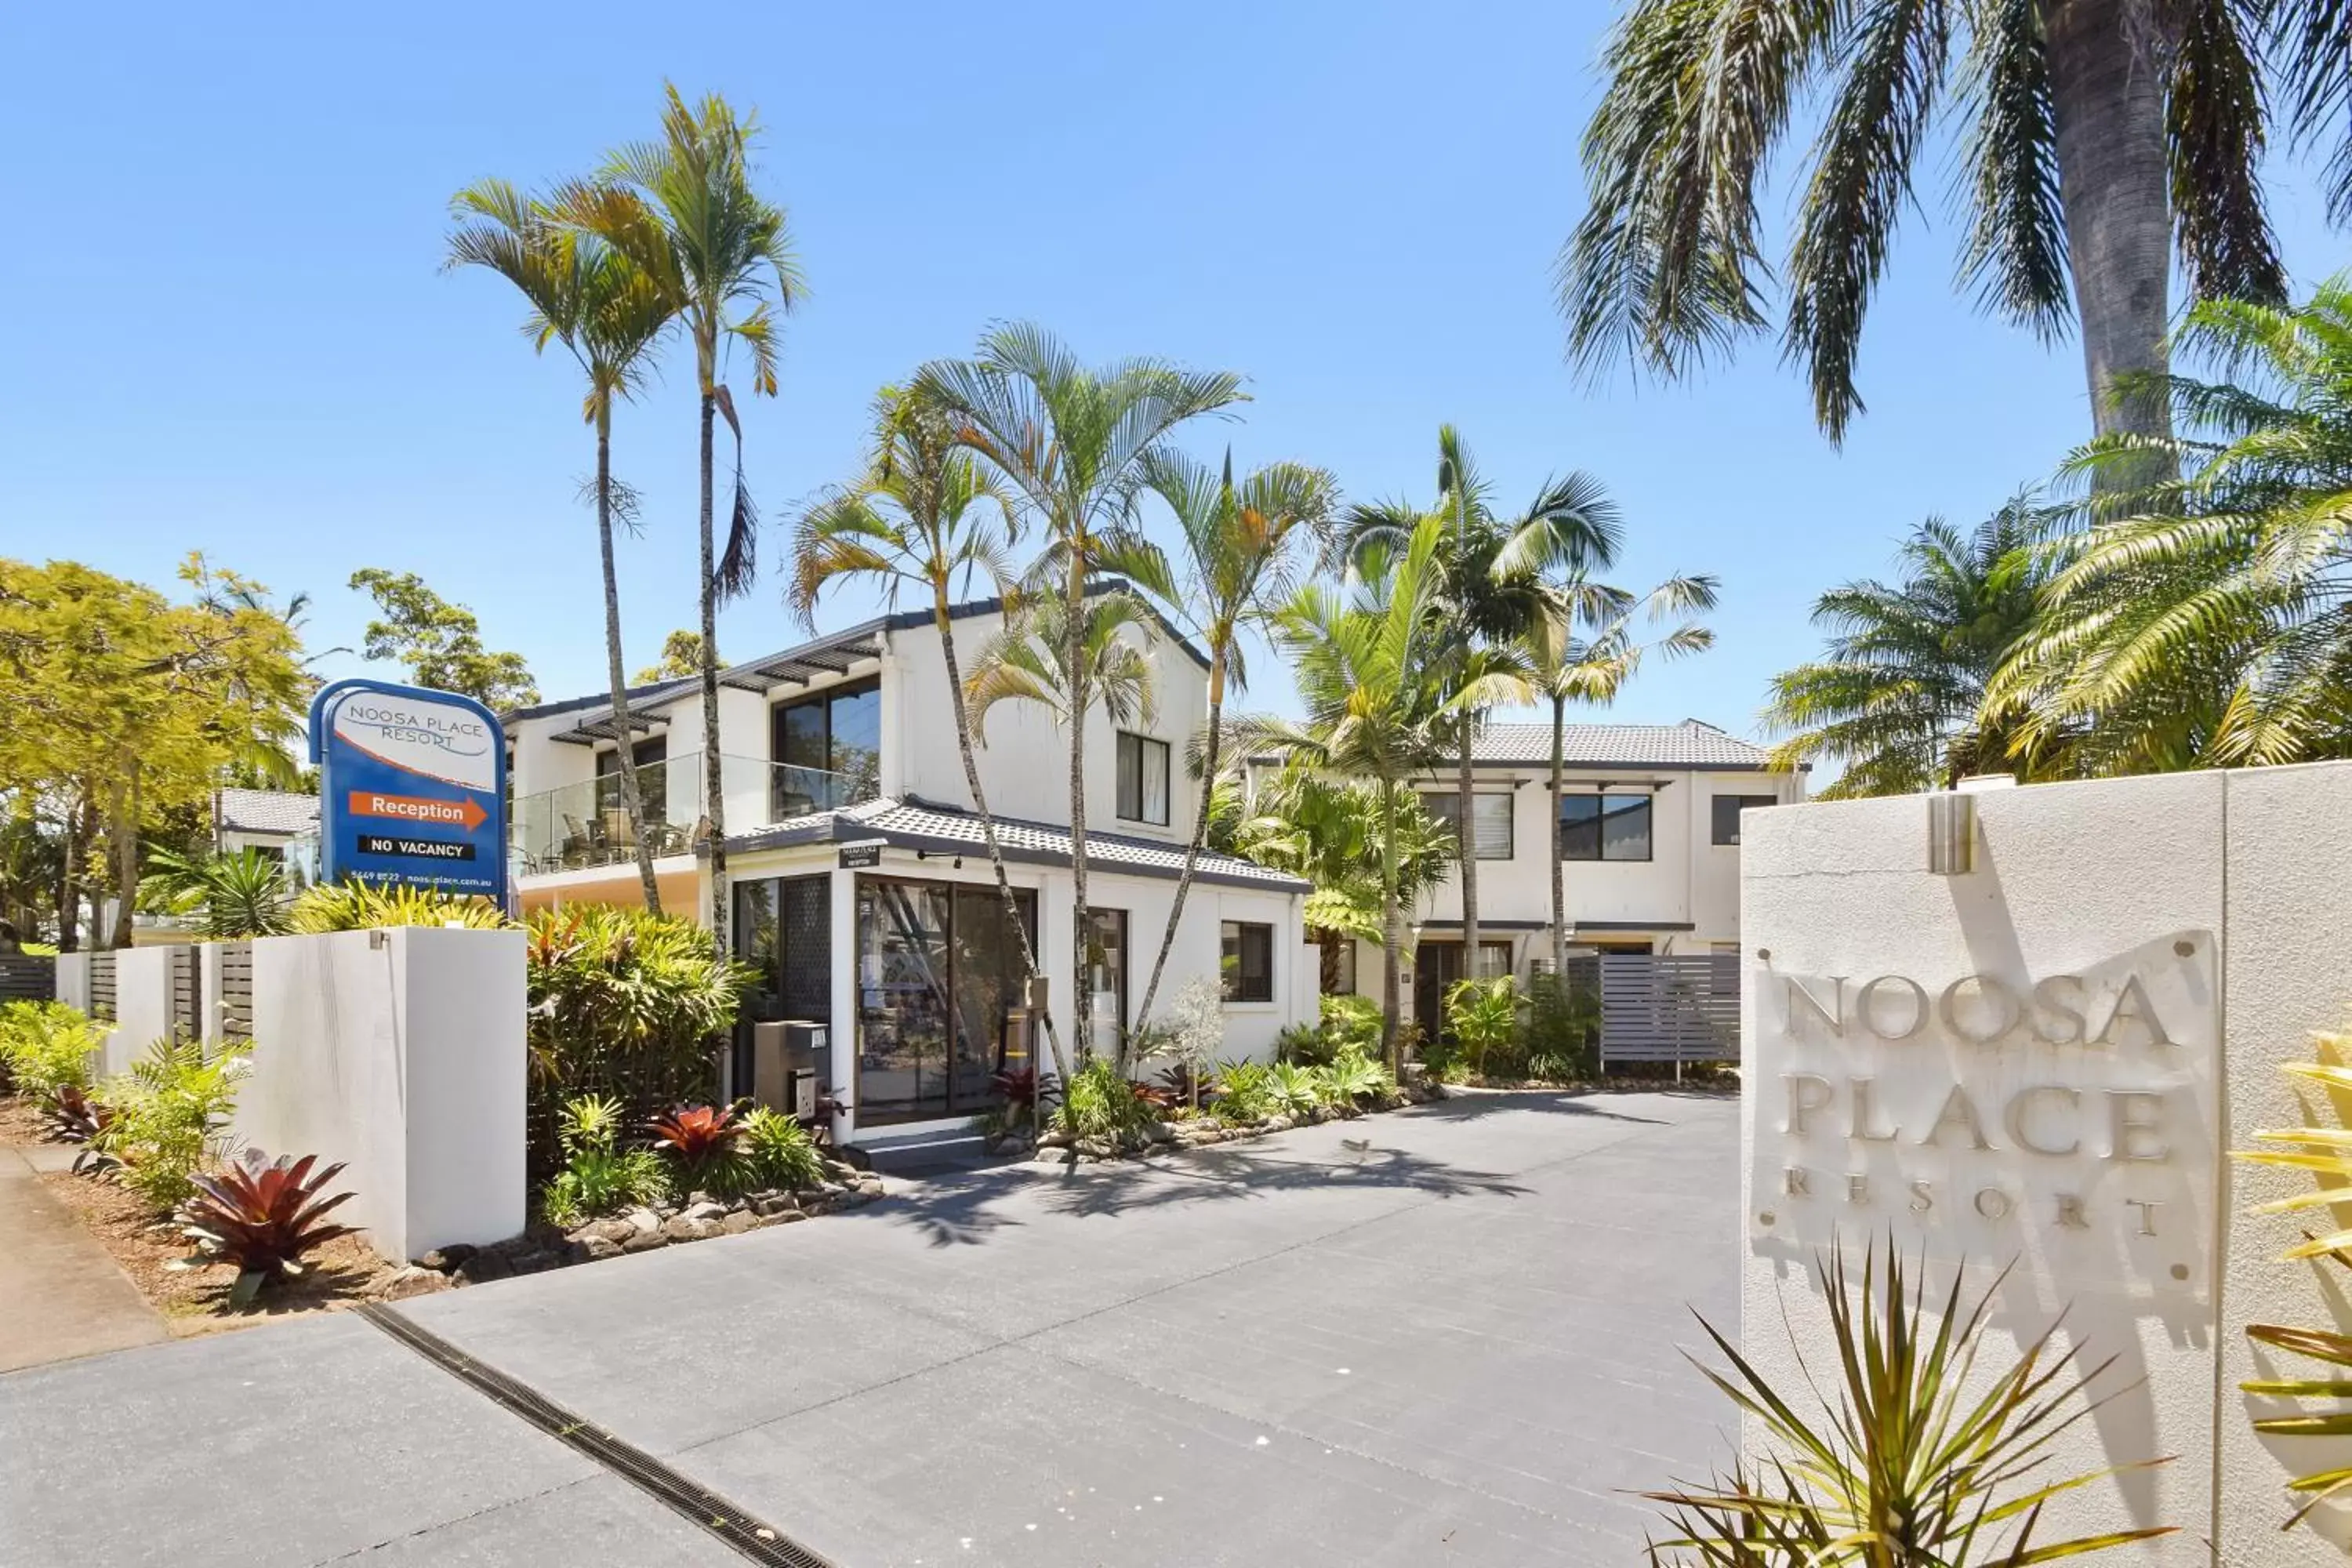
top-left (856, 878), bottom-right (1038, 1123)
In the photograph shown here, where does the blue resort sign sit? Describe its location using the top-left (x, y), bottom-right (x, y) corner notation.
top-left (307, 678), bottom-right (509, 906)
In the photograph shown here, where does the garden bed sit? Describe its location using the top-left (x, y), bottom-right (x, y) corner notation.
top-left (993, 1077), bottom-right (1446, 1166)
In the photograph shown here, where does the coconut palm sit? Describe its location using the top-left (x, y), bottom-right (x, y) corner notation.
top-left (446, 179), bottom-right (673, 912)
top-left (1242, 516), bottom-right (1483, 1065)
top-left (1763, 502), bottom-right (2056, 797)
top-left (564, 85), bottom-right (802, 953)
top-left (1128, 449), bottom-right (1333, 1050)
top-left (1555, 0), bottom-right (2352, 449)
top-left (1526, 575), bottom-right (1719, 978)
top-left (1334, 427), bottom-right (1621, 982)
top-left (1991, 279), bottom-right (2352, 772)
top-left (916, 325), bottom-right (1243, 1059)
top-left (786, 385), bottom-right (1073, 1076)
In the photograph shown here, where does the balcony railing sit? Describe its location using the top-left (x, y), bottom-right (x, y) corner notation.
top-left (512, 753), bottom-right (877, 875)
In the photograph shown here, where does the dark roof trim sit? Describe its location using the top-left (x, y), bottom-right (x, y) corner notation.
top-left (1573, 920), bottom-right (1697, 931)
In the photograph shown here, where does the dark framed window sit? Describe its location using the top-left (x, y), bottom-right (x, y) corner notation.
top-left (1423, 792), bottom-right (1513, 859)
top-left (769, 677), bottom-right (880, 815)
top-left (1116, 731), bottom-right (1171, 825)
top-left (1711, 794), bottom-right (1777, 846)
top-left (1221, 920), bottom-right (1274, 1004)
top-left (1559, 792), bottom-right (1653, 861)
top-left (595, 735), bottom-right (669, 817)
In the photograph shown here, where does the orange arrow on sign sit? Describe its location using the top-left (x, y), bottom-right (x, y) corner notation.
top-left (347, 790), bottom-right (488, 832)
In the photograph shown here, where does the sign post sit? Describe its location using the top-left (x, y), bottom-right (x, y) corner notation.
top-left (307, 678), bottom-right (510, 909)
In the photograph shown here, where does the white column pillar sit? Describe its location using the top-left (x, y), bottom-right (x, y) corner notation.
top-left (829, 864), bottom-right (858, 1145)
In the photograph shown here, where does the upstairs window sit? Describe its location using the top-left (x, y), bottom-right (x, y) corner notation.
top-left (1116, 731), bottom-right (1171, 826)
top-left (1711, 794), bottom-right (1777, 846)
top-left (1560, 793), bottom-right (1652, 861)
top-left (1221, 920), bottom-right (1274, 1003)
top-left (1423, 792), bottom-right (1514, 859)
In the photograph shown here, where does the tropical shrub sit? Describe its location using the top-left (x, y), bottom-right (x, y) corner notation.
top-left (1208, 1059), bottom-right (1276, 1125)
top-left (740, 1105), bottom-right (825, 1190)
top-left (525, 906), bottom-right (751, 1179)
top-left (0, 1000), bottom-right (102, 1105)
top-left (289, 880), bottom-right (511, 933)
top-left (1144, 977), bottom-right (1225, 1087)
top-left (1521, 972), bottom-right (1599, 1081)
top-left (1273, 1022), bottom-right (1336, 1068)
top-left (1267, 1061), bottom-right (1323, 1117)
top-left (89, 1036), bottom-right (246, 1212)
top-left (1645, 1242), bottom-right (2172, 1564)
top-left (651, 1103), bottom-right (746, 1192)
top-left (1320, 993), bottom-right (1382, 1054)
top-left (540, 1094), bottom-right (669, 1228)
top-left (989, 1065), bottom-right (1062, 1127)
top-left (1324, 1047), bottom-right (1392, 1109)
top-left (1064, 1058), bottom-right (1158, 1139)
top-left (1444, 978), bottom-right (1519, 1078)
top-left (182, 1149), bottom-right (360, 1307)
top-left (141, 847), bottom-right (292, 938)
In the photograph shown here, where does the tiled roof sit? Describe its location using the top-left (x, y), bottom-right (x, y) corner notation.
top-left (1468, 720), bottom-right (1776, 770)
top-left (216, 788), bottom-right (319, 836)
top-left (726, 796), bottom-right (1310, 892)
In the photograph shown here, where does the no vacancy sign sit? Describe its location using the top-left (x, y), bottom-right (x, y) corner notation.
top-left (307, 677), bottom-right (509, 906)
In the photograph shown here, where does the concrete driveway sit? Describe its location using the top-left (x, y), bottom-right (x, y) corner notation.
top-left (0, 1089), bottom-right (1738, 1566)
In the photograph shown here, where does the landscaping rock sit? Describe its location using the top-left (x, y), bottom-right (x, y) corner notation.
top-left (622, 1206), bottom-right (663, 1236)
top-left (453, 1250), bottom-right (513, 1286)
top-left (682, 1199), bottom-right (730, 1224)
top-left (579, 1234), bottom-right (623, 1262)
top-left (1036, 1128), bottom-right (1076, 1149)
top-left (619, 1228), bottom-right (669, 1254)
top-left (855, 1175), bottom-right (884, 1197)
top-left (662, 1216), bottom-right (720, 1243)
top-left (686, 1189), bottom-right (718, 1209)
top-left (417, 1243), bottom-right (476, 1273)
top-left (382, 1265), bottom-right (451, 1301)
top-left (583, 1218), bottom-right (635, 1244)
top-left (753, 1192), bottom-right (798, 1217)
top-left (505, 1249), bottom-right (557, 1276)
top-left (719, 1209), bottom-right (760, 1235)
top-left (764, 1208), bottom-right (808, 1225)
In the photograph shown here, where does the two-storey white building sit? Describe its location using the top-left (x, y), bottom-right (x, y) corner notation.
top-left (1327, 720), bottom-right (1802, 1039)
top-left (503, 591), bottom-right (1314, 1142)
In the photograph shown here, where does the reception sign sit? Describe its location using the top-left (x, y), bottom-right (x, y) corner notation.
top-left (307, 678), bottom-right (508, 905)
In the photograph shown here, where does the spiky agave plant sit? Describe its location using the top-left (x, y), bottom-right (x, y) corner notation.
top-left (2231, 1042), bottom-right (2352, 1528)
top-left (1644, 1240), bottom-right (2174, 1565)
top-left (182, 1150), bottom-right (360, 1308)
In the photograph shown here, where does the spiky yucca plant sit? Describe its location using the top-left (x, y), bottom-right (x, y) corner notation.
top-left (1646, 1241), bottom-right (2173, 1565)
top-left (2231, 1035), bottom-right (2352, 1528)
top-left (182, 1150), bottom-right (359, 1308)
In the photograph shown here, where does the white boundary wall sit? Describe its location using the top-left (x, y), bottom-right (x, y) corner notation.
top-left (1742, 760), bottom-right (2352, 1564)
top-left (238, 928), bottom-right (525, 1264)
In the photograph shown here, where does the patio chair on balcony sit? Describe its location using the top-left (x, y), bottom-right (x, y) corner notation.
top-left (560, 814), bottom-right (595, 869)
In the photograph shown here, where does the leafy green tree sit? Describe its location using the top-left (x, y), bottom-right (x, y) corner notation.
top-left (786, 386), bottom-right (1074, 1082)
top-left (633, 630), bottom-right (702, 684)
top-left (347, 568), bottom-right (539, 710)
top-left (1130, 449), bottom-right (1332, 1053)
top-left (1526, 575), bottom-right (1717, 977)
top-left (1556, 0), bottom-right (2352, 448)
top-left (446, 178), bottom-right (673, 912)
top-left (565, 84), bottom-right (802, 956)
top-left (916, 324), bottom-right (1243, 1058)
top-left (1336, 427), bottom-right (1620, 977)
top-left (1762, 503), bottom-right (2054, 796)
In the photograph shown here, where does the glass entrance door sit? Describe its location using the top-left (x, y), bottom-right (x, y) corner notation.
top-left (856, 877), bottom-right (1038, 1123)
top-left (1413, 940), bottom-right (1513, 1042)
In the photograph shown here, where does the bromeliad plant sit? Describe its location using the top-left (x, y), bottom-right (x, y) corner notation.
top-left (2231, 1040), bottom-right (2352, 1528)
top-left (1644, 1240), bottom-right (2173, 1565)
top-left (181, 1149), bottom-right (360, 1308)
top-left (651, 1102), bottom-right (746, 1192)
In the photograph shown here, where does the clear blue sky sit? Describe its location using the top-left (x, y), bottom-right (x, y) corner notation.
top-left (3, 2), bottom-right (2342, 742)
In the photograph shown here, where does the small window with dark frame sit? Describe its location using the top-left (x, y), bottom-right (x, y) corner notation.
top-left (1220, 920), bottom-right (1274, 1004)
top-left (1559, 792), bottom-right (1653, 861)
top-left (1711, 794), bottom-right (1777, 846)
top-left (1116, 731), bottom-right (1171, 826)
top-left (1421, 792), bottom-right (1514, 859)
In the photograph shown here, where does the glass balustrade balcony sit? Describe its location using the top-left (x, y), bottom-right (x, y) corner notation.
top-left (511, 753), bottom-right (877, 875)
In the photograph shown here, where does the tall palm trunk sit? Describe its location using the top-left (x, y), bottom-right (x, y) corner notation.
top-left (108, 764), bottom-right (138, 949)
top-left (1380, 780), bottom-right (1403, 1073)
top-left (936, 584), bottom-right (1073, 1098)
top-left (697, 387), bottom-right (730, 959)
top-left (1549, 692), bottom-right (1568, 980)
top-left (1065, 557), bottom-right (1093, 1063)
top-left (1457, 706), bottom-right (1479, 995)
top-left (597, 413), bottom-right (662, 914)
top-left (2046, 0), bottom-right (2173, 447)
top-left (1128, 649), bottom-right (1223, 1064)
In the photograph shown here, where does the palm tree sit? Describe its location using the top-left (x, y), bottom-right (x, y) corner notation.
top-left (1763, 503), bottom-right (2054, 797)
top-left (1242, 515), bottom-right (1466, 1066)
top-left (916, 325), bottom-right (1243, 1061)
top-left (786, 385), bottom-right (1075, 1081)
top-left (1991, 278), bottom-right (2352, 771)
top-left (447, 179), bottom-right (673, 912)
top-left (1555, 0), bottom-right (2352, 449)
top-left (1336, 428), bottom-right (1621, 986)
top-left (964, 587), bottom-right (1163, 1073)
top-left (566, 85), bottom-right (802, 954)
top-left (1128, 449), bottom-right (1332, 1050)
top-left (1526, 576), bottom-right (1718, 978)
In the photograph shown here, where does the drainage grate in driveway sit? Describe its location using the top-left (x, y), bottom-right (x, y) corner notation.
top-left (356, 1302), bottom-right (835, 1567)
